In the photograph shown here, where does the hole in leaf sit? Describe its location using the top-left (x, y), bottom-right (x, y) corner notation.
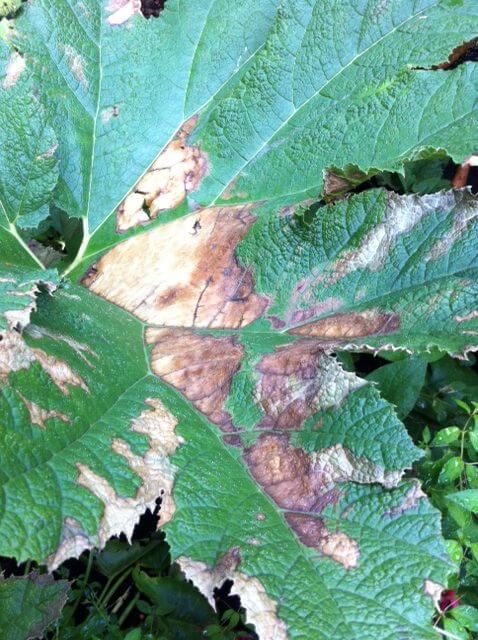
top-left (413, 38), bottom-right (478, 71)
top-left (213, 579), bottom-right (259, 640)
top-left (140, 0), bottom-right (165, 18)
top-left (435, 38), bottom-right (478, 70)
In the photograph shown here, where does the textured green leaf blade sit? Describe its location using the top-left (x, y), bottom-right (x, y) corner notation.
top-left (2, 189), bottom-right (462, 636)
top-left (0, 284), bottom-right (166, 565)
top-left (0, 42), bottom-right (57, 230)
top-left (11, 0), bottom-right (277, 232)
top-left (0, 283), bottom-right (451, 639)
top-left (0, 39), bottom-right (58, 329)
top-left (0, 228), bottom-right (57, 330)
top-left (83, 189), bottom-right (478, 357)
top-left (0, 572), bottom-right (69, 640)
top-left (11, 0), bottom-right (478, 257)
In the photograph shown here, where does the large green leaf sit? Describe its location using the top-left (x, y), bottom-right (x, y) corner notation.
top-left (367, 356), bottom-right (427, 418)
top-left (2, 1), bottom-right (478, 637)
top-left (83, 188), bottom-right (478, 357)
top-left (0, 282), bottom-right (451, 639)
top-left (9, 0), bottom-right (478, 266)
top-left (5, 189), bottom-right (476, 638)
top-left (0, 43), bottom-right (58, 328)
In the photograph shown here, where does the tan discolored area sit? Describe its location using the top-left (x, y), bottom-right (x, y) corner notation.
top-left (0, 331), bottom-right (35, 381)
top-left (116, 118), bottom-right (208, 232)
top-left (32, 348), bottom-right (88, 395)
top-left (26, 324), bottom-right (97, 368)
top-left (49, 399), bottom-right (182, 570)
top-left (425, 194), bottom-right (478, 262)
top-left (146, 328), bottom-right (243, 428)
top-left (178, 555), bottom-right (288, 640)
top-left (256, 341), bottom-right (364, 431)
top-left (146, 334), bottom-right (363, 435)
top-left (274, 297), bottom-right (343, 329)
top-left (318, 531), bottom-right (360, 569)
top-left (74, 399), bottom-right (182, 555)
top-left (2, 51), bottom-right (25, 89)
top-left (244, 435), bottom-right (400, 562)
top-left (424, 580), bottom-right (444, 608)
top-left (323, 169), bottom-right (368, 198)
top-left (19, 394), bottom-right (70, 429)
top-left (47, 518), bottom-right (92, 571)
top-left (245, 436), bottom-right (401, 513)
top-left (0, 330), bottom-right (86, 394)
top-left (456, 310), bottom-right (478, 324)
top-left (325, 192), bottom-right (436, 282)
top-left (286, 515), bottom-right (359, 569)
top-left (289, 310), bottom-right (400, 341)
top-left (84, 206), bottom-right (268, 328)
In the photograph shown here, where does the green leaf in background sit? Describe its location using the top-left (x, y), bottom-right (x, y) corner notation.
top-left (451, 605), bottom-right (478, 633)
top-left (95, 535), bottom-right (169, 578)
top-left (447, 490), bottom-right (478, 513)
top-left (439, 457), bottom-right (465, 485)
top-left (375, 154), bottom-right (454, 196)
top-left (0, 572), bottom-right (69, 640)
top-left (431, 427), bottom-right (462, 447)
top-left (444, 617), bottom-right (469, 640)
top-left (469, 430), bottom-right (478, 452)
top-left (466, 464), bottom-right (478, 488)
top-left (367, 356), bottom-right (427, 418)
top-left (133, 570), bottom-right (218, 640)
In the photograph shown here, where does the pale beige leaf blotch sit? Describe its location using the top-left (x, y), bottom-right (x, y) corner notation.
top-left (2, 51), bottom-right (25, 89)
top-left (116, 118), bottom-right (208, 232)
top-left (178, 555), bottom-right (288, 640)
top-left (0, 330), bottom-right (87, 393)
top-left (76, 399), bottom-right (182, 547)
top-left (19, 393), bottom-right (70, 429)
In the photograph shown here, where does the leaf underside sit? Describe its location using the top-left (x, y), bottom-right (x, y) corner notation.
top-left (2, 0), bottom-right (478, 638)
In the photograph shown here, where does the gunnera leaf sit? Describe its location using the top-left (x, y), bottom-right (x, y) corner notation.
top-left (0, 42), bottom-right (58, 231)
top-left (6, 0), bottom-right (478, 268)
top-left (2, 2), bottom-right (478, 638)
top-left (6, 187), bottom-right (478, 637)
top-left (0, 43), bottom-right (58, 328)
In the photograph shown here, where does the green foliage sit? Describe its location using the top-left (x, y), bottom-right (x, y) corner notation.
top-left (406, 369), bottom-right (478, 639)
top-left (37, 531), bottom-right (253, 640)
top-left (367, 356), bottom-right (427, 418)
top-left (1, 1), bottom-right (478, 638)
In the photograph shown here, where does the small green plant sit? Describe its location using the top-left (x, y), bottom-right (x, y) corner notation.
top-left (416, 398), bottom-right (478, 639)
